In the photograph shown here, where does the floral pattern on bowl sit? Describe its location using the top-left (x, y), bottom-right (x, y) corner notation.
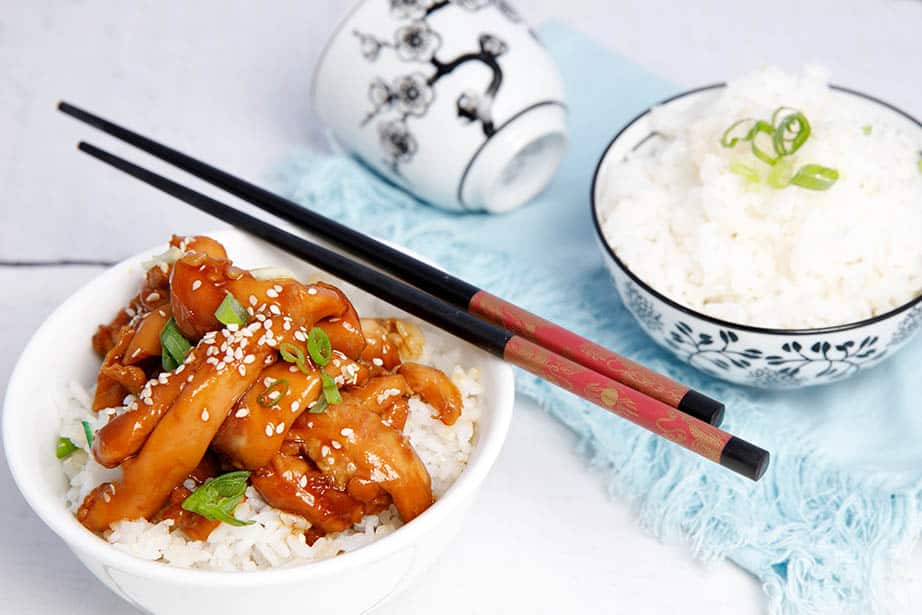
top-left (590, 85), bottom-right (922, 389)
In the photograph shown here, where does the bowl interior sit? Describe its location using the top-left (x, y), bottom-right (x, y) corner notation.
top-left (3, 229), bottom-right (515, 584)
top-left (591, 84), bottom-right (922, 336)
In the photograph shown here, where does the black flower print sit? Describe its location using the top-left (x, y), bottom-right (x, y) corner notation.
top-left (392, 73), bottom-right (434, 116)
top-left (456, 90), bottom-right (481, 123)
top-left (394, 21), bottom-right (442, 62)
top-left (354, 30), bottom-right (386, 61)
top-left (390, 0), bottom-right (437, 19)
top-left (379, 120), bottom-right (418, 172)
top-left (353, 3), bottom-right (520, 177)
top-left (494, 0), bottom-right (523, 22)
top-left (363, 73), bottom-right (435, 126)
top-left (478, 33), bottom-right (508, 57)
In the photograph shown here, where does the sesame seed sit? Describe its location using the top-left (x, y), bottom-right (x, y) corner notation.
top-left (201, 408), bottom-right (209, 421)
top-left (331, 440), bottom-right (342, 449)
top-left (307, 288), bottom-right (317, 295)
top-left (270, 304), bottom-right (281, 315)
top-left (243, 354), bottom-right (255, 364)
top-left (146, 292), bottom-right (160, 302)
top-left (273, 284), bottom-right (283, 293)
top-left (265, 423), bottom-right (274, 437)
top-left (235, 407), bottom-right (250, 418)
top-left (266, 288), bottom-right (279, 298)
top-left (290, 401), bottom-right (300, 412)
top-left (249, 295), bottom-right (257, 306)
top-left (191, 280), bottom-right (202, 291)
top-left (276, 422), bottom-right (285, 434)
top-left (340, 428), bottom-right (354, 438)
top-left (294, 330), bottom-right (306, 342)
top-left (372, 357), bottom-right (384, 367)
top-left (238, 365), bottom-right (247, 377)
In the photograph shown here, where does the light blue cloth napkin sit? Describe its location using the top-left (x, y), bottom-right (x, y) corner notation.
top-left (275, 22), bottom-right (922, 614)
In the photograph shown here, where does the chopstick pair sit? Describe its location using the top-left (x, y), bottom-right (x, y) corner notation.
top-left (58, 103), bottom-right (724, 425)
top-left (60, 103), bottom-right (769, 481)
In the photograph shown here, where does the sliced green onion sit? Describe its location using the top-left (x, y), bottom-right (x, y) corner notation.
top-left (181, 470), bottom-right (255, 526)
top-left (728, 161), bottom-right (760, 183)
top-left (790, 164), bottom-right (839, 191)
top-left (772, 110), bottom-right (811, 156)
top-left (56, 437), bottom-right (79, 459)
top-left (749, 120), bottom-right (779, 166)
top-left (307, 327), bottom-right (332, 367)
top-left (214, 292), bottom-right (248, 327)
top-left (321, 372), bottom-right (342, 405)
top-left (160, 318), bottom-right (191, 371)
top-left (257, 378), bottom-right (289, 408)
top-left (766, 158), bottom-right (794, 189)
top-left (862, 125), bottom-right (872, 136)
top-left (308, 397), bottom-right (328, 415)
top-left (81, 420), bottom-right (94, 448)
top-left (278, 341), bottom-right (311, 374)
top-left (917, 156), bottom-right (922, 175)
top-left (770, 106), bottom-right (799, 127)
top-left (720, 118), bottom-right (756, 148)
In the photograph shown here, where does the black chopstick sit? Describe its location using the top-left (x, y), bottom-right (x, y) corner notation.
top-left (57, 101), bottom-right (725, 427)
top-left (74, 140), bottom-right (768, 481)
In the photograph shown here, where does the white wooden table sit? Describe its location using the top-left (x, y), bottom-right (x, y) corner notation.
top-left (2, 2), bottom-right (920, 613)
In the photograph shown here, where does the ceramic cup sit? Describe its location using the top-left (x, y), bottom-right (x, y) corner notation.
top-left (311, 0), bottom-right (568, 213)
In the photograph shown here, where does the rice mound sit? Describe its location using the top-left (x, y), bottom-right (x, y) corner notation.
top-left (59, 333), bottom-right (482, 571)
top-left (596, 66), bottom-right (922, 329)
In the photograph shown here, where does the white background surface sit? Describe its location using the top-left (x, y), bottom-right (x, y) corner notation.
top-left (1, 1), bottom-right (920, 613)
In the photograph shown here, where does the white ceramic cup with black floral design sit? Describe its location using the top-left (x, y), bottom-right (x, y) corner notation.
top-left (311, 0), bottom-right (568, 213)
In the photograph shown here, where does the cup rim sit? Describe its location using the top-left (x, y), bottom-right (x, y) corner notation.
top-left (3, 229), bottom-right (516, 586)
top-left (589, 82), bottom-right (922, 336)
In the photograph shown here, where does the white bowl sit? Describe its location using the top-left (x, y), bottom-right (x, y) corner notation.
top-left (591, 85), bottom-right (922, 389)
top-left (3, 229), bottom-right (515, 615)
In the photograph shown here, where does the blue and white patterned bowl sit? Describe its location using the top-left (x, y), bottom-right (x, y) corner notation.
top-left (591, 85), bottom-right (922, 390)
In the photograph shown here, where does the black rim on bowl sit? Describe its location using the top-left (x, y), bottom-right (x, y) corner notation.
top-left (590, 83), bottom-right (922, 336)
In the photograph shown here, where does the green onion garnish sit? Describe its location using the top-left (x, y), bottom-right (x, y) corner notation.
top-left (307, 327), bottom-right (332, 367)
top-left (917, 156), bottom-right (922, 175)
top-left (720, 118), bottom-right (756, 148)
top-left (749, 120), bottom-right (779, 166)
top-left (81, 420), bottom-right (94, 448)
top-left (789, 164), bottom-right (839, 191)
top-left (214, 292), bottom-right (248, 327)
top-left (181, 470), bottom-right (255, 526)
top-left (56, 437), bottom-right (79, 459)
top-left (862, 125), bottom-right (872, 136)
top-left (321, 372), bottom-right (342, 405)
top-left (728, 161), bottom-right (760, 183)
top-left (721, 106), bottom-right (837, 191)
top-left (278, 341), bottom-right (310, 374)
top-left (257, 378), bottom-right (289, 408)
top-left (308, 397), bottom-right (328, 415)
top-left (772, 110), bottom-right (810, 156)
top-left (766, 158), bottom-right (794, 189)
top-left (160, 318), bottom-right (191, 371)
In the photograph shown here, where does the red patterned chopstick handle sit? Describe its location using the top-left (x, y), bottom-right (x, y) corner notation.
top-left (503, 336), bottom-right (769, 480)
top-left (471, 291), bottom-right (695, 407)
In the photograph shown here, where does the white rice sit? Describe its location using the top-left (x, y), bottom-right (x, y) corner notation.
top-left (59, 332), bottom-right (482, 571)
top-left (596, 66), bottom-right (922, 329)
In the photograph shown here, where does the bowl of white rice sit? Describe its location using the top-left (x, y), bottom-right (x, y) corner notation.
top-left (3, 230), bottom-right (515, 615)
top-left (592, 67), bottom-right (922, 389)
